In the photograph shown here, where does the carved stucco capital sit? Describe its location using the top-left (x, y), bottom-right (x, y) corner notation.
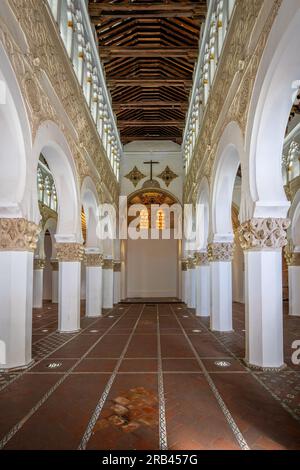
top-left (208, 242), bottom-right (235, 262)
top-left (102, 258), bottom-right (114, 270)
top-left (55, 243), bottom-right (85, 262)
top-left (194, 251), bottom-right (209, 266)
top-left (187, 257), bottom-right (195, 269)
top-left (238, 218), bottom-right (290, 251)
top-left (284, 246), bottom-right (300, 267)
top-left (85, 253), bottom-right (103, 267)
top-left (113, 261), bottom-right (121, 272)
top-left (50, 259), bottom-right (59, 271)
top-left (34, 258), bottom-right (46, 270)
top-left (0, 218), bottom-right (40, 252)
top-left (181, 259), bottom-right (188, 271)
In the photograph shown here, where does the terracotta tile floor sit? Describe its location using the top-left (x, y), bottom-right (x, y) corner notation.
top-left (0, 301), bottom-right (299, 450)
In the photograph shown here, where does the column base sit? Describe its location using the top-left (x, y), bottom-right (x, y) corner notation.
top-left (0, 359), bottom-right (35, 373)
top-left (210, 328), bottom-right (234, 333)
top-left (57, 328), bottom-right (81, 334)
top-left (243, 359), bottom-right (287, 372)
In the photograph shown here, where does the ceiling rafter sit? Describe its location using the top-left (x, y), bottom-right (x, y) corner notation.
top-left (89, 0), bottom-right (206, 143)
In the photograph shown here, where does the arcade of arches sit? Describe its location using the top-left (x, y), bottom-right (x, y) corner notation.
top-left (0, 0), bottom-right (300, 451)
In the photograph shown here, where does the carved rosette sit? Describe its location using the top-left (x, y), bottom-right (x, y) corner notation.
top-left (50, 260), bottom-right (59, 271)
top-left (85, 253), bottom-right (103, 267)
top-left (194, 252), bottom-right (209, 266)
top-left (208, 243), bottom-right (234, 262)
top-left (181, 260), bottom-right (188, 272)
top-left (187, 257), bottom-right (195, 269)
top-left (0, 218), bottom-right (40, 252)
top-left (238, 218), bottom-right (290, 250)
top-left (113, 261), bottom-right (121, 272)
top-left (34, 258), bottom-right (46, 270)
top-left (284, 246), bottom-right (300, 267)
top-left (102, 259), bottom-right (114, 270)
top-left (55, 243), bottom-right (85, 262)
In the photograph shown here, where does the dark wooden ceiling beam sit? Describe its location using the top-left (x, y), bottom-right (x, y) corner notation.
top-left (114, 101), bottom-right (188, 110)
top-left (108, 79), bottom-right (192, 87)
top-left (118, 120), bottom-right (184, 128)
top-left (122, 136), bottom-right (182, 144)
top-left (89, 2), bottom-right (207, 19)
top-left (100, 47), bottom-right (198, 58)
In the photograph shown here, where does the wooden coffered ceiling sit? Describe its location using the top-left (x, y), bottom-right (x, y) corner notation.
top-left (89, 0), bottom-right (207, 144)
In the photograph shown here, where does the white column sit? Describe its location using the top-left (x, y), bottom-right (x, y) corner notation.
top-left (245, 251), bottom-right (284, 368)
top-left (181, 260), bottom-right (188, 302)
top-left (0, 218), bottom-right (39, 370)
top-left (188, 261), bottom-right (196, 308)
top-left (51, 260), bottom-right (59, 303)
top-left (113, 261), bottom-right (121, 304)
top-left (56, 243), bottom-right (84, 333)
top-left (184, 265), bottom-right (190, 305)
top-left (85, 253), bottom-right (103, 317)
top-left (240, 218), bottom-right (289, 369)
top-left (102, 258), bottom-right (114, 309)
top-left (33, 259), bottom-right (45, 308)
top-left (287, 256), bottom-right (300, 316)
top-left (209, 243), bottom-right (234, 332)
top-left (195, 252), bottom-right (210, 317)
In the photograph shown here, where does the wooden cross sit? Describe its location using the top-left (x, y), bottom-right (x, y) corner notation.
top-left (144, 160), bottom-right (159, 180)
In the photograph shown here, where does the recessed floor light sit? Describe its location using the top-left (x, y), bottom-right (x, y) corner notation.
top-left (108, 315), bottom-right (114, 318)
top-left (177, 307), bottom-right (182, 310)
top-left (242, 329), bottom-right (246, 332)
top-left (192, 329), bottom-right (202, 333)
top-left (214, 360), bottom-right (231, 368)
top-left (47, 362), bottom-right (62, 369)
top-left (183, 315), bottom-right (189, 318)
top-left (42, 329), bottom-right (48, 333)
top-left (37, 315), bottom-right (42, 318)
top-left (90, 329), bottom-right (99, 333)
top-left (47, 307), bottom-right (51, 310)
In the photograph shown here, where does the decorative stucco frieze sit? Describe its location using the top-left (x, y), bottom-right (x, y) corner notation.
top-left (56, 243), bottom-right (85, 262)
top-left (238, 218), bottom-right (290, 250)
top-left (208, 243), bottom-right (235, 262)
top-left (0, 218), bottom-right (40, 252)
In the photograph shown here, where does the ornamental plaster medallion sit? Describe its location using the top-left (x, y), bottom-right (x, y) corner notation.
top-left (125, 166), bottom-right (146, 187)
top-left (157, 166), bottom-right (178, 187)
